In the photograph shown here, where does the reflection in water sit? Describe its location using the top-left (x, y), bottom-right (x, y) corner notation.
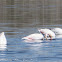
top-left (27, 43), bottom-right (43, 52)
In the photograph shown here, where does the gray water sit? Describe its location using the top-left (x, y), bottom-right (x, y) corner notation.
top-left (1, 23), bottom-right (62, 62)
top-left (0, 0), bottom-right (62, 62)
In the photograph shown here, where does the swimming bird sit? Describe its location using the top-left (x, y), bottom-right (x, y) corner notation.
top-left (38, 28), bottom-right (55, 40)
top-left (23, 39), bottom-right (43, 43)
top-left (0, 32), bottom-right (7, 45)
top-left (51, 28), bottom-right (62, 35)
top-left (22, 33), bottom-right (44, 40)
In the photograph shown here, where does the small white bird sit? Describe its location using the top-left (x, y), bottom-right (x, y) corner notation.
top-left (22, 33), bottom-right (44, 40)
top-left (38, 28), bottom-right (55, 40)
top-left (0, 32), bottom-right (7, 45)
top-left (51, 28), bottom-right (62, 35)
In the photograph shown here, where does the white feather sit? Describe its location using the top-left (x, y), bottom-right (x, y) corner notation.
top-left (51, 28), bottom-right (62, 35)
top-left (38, 28), bottom-right (55, 39)
top-left (0, 32), bottom-right (7, 45)
top-left (22, 33), bottom-right (44, 40)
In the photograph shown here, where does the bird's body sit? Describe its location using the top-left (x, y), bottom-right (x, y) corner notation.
top-left (51, 28), bottom-right (62, 35)
top-left (0, 32), bottom-right (7, 45)
top-left (22, 33), bottom-right (44, 40)
top-left (38, 28), bottom-right (55, 40)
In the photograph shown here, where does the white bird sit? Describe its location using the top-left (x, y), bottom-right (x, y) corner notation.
top-left (56, 35), bottom-right (62, 39)
top-left (22, 33), bottom-right (44, 40)
top-left (0, 32), bottom-right (7, 45)
top-left (51, 28), bottom-right (62, 35)
top-left (23, 40), bottom-right (43, 43)
top-left (38, 28), bottom-right (55, 40)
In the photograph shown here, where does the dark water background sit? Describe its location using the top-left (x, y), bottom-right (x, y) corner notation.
top-left (0, 0), bottom-right (62, 62)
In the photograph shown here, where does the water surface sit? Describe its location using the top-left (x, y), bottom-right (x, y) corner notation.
top-left (0, 23), bottom-right (62, 62)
